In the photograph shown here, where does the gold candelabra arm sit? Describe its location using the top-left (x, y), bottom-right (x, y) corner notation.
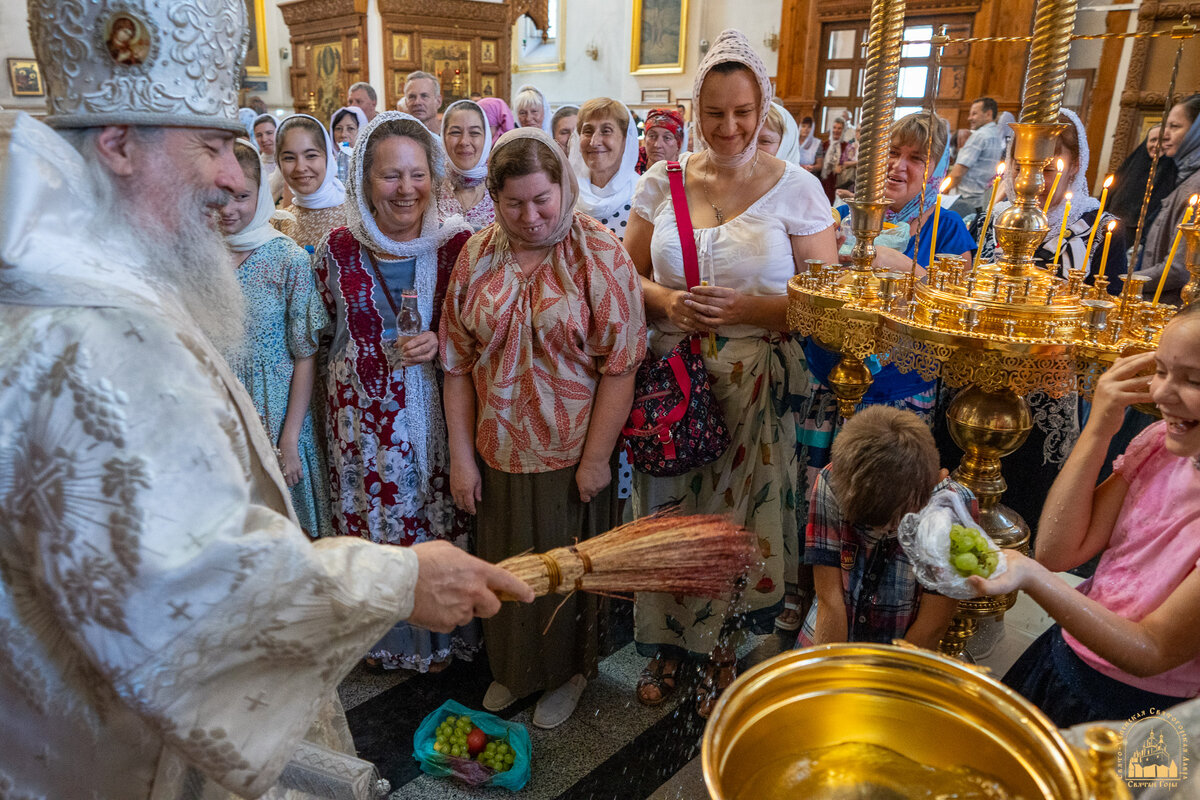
top-left (1019, 0), bottom-right (1078, 123)
top-left (1180, 222), bottom-right (1200, 306)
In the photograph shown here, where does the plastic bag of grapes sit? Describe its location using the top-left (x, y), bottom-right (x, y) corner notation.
top-left (897, 487), bottom-right (1006, 599)
top-left (413, 699), bottom-right (531, 789)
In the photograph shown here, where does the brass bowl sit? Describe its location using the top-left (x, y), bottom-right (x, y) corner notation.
top-left (703, 644), bottom-right (1118, 799)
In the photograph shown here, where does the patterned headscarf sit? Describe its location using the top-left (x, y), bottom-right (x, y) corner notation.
top-left (479, 97), bottom-right (516, 137)
top-left (691, 29), bottom-right (773, 169)
top-left (490, 127), bottom-right (579, 249)
top-left (644, 107), bottom-right (688, 152)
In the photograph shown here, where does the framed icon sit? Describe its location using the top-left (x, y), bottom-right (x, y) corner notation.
top-left (392, 33), bottom-right (412, 63)
top-left (481, 39), bottom-right (498, 65)
top-left (7, 59), bottom-right (43, 97)
top-left (631, 0), bottom-right (689, 75)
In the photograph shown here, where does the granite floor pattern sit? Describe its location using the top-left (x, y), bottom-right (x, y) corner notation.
top-left (338, 581), bottom-right (1074, 800)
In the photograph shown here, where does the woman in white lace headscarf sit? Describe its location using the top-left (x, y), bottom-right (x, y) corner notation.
top-left (758, 102), bottom-right (801, 165)
top-left (625, 28), bottom-right (836, 716)
top-left (312, 112), bottom-right (478, 673)
top-left (976, 108), bottom-right (1125, 292)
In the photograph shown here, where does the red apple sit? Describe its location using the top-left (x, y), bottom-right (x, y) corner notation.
top-left (467, 727), bottom-right (487, 756)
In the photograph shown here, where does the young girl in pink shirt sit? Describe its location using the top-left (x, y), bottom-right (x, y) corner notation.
top-left (973, 303), bottom-right (1200, 726)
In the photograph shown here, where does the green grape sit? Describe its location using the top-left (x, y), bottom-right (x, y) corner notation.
top-left (953, 552), bottom-right (978, 573)
top-left (948, 524), bottom-right (997, 577)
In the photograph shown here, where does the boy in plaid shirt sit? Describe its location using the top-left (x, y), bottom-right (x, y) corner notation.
top-left (797, 406), bottom-right (974, 650)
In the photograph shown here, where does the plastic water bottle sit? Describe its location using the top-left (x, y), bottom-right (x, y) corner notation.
top-left (336, 143), bottom-right (352, 183)
top-left (396, 290), bottom-right (421, 349)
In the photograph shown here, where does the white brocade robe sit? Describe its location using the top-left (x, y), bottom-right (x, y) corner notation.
top-left (0, 112), bottom-right (416, 799)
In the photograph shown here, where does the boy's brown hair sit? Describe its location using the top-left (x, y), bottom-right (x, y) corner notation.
top-left (829, 405), bottom-right (940, 528)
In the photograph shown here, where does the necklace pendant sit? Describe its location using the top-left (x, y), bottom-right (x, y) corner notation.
top-left (714, 207), bottom-right (724, 225)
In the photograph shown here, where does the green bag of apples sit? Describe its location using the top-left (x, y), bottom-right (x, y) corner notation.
top-left (413, 699), bottom-right (531, 789)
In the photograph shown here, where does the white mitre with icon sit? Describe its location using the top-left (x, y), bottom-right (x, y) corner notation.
top-left (28, 0), bottom-right (249, 133)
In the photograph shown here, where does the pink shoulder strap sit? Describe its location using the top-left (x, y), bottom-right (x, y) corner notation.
top-left (665, 161), bottom-right (700, 290)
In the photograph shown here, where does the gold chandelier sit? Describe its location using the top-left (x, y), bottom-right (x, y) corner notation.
top-left (787, 0), bottom-right (1198, 654)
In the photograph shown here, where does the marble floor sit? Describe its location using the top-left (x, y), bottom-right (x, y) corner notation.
top-left (337, 574), bottom-right (1083, 800)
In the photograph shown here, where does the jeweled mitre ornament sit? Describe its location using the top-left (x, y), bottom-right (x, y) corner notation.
top-left (28, 0), bottom-right (249, 133)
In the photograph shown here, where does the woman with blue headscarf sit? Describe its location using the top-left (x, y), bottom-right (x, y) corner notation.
top-left (798, 113), bottom-right (974, 631)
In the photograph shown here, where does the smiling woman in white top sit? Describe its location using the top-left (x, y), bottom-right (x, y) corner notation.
top-left (624, 29), bottom-right (836, 717)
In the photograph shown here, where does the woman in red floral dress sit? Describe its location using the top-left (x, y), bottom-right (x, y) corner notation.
top-left (314, 112), bottom-right (475, 672)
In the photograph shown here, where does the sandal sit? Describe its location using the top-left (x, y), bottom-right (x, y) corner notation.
top-left (774, 593), bottom-right (804, 632)
top-left (695, 650), bottom-right (738, 719)
top-left (636, 652), bottom-right (680, 707)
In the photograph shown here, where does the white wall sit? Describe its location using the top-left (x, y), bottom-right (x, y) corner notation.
top-left (514, 0), bottom-right (783, 111)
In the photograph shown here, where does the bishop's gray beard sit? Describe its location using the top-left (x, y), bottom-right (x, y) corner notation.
top-left (91, 167), bottom-right (248, 362)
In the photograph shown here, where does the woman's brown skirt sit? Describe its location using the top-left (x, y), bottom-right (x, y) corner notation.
top-left (476, 462), bottom-right (619, 698)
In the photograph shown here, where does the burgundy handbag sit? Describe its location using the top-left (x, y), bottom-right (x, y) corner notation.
top-left (622, 161), bottom-right (730, 477)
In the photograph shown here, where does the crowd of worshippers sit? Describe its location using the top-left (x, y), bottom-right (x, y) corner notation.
top-left (222, 29), bottom-right (1200, 732)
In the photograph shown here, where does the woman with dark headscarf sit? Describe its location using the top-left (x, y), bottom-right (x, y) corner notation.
top-left (1108, 125), bottom-right (1177, 242)
top-left (1134, 95), bottom-right (1200, 302)
top-left (440, 128), bottom-right (646, 728)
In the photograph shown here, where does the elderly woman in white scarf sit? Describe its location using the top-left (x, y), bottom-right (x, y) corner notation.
top-left (436, 99), bottom-right (495, 230)
top-left (219, 140), bottom-right (332, 539)
top-left (271, 113), bottom-right (348, 250)
top-left (312, 112), bottom-right (478, 673)
top-left (624, 29), bottom-right (836, 716)
top-left (513, 83), bottom-right (552, 131)
top-left (569, 97), bottom-right (641, 241)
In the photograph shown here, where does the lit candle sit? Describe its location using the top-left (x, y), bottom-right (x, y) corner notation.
top-left (1152, 194), bottom-right (1200, 304)
top-left (1043, 158), bottom-right (1065, 214)
top-left (1083, 174), bottom-right (1115, 263)
top-left (928, 177), bottom-right (953, 267)
top-left (1096, 219), bottom-right (1117, 280)
top-left (973, 162), bottom-right (1006, 268)
top-left (1052, 192), bottom-right (1073, 270)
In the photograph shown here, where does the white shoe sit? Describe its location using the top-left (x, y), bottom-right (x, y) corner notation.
top-left (483, 681), bottom-right (517, 712)
top-left (533, 674), bottom-right (587, 729)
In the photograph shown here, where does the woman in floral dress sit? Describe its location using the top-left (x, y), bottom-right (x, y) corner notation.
top-left (625, 30), bottom-right (837, 715)
top-left (313, 113), bottom-right (475, 672)
top-left (220, 140), bottom-right (331, 538)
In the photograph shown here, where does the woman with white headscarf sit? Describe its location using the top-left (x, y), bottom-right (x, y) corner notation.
top-left (219, 140), bottom-right (332, 539)
top-left (513, 83), bottom-right (552, 131)
top-left (313, 112), bottom-right (477, 673)
top-left (271, 113), bottom-right (348, 250)
top-left (436, 99), bottom-right (495, 230)
top-left (625, 29), bottom-right (836, 716)
top-left (440, 128), bottom-right (646, 727)
top-left (329, 105), bottom-right (369, 148)
top-left (758, 102), bottom-right (801, 165)
top-left (570, 97), bottom-right (641, 241)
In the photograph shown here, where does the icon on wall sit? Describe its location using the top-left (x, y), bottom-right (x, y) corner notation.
top-left (7, 59), bottom-right (43, 96)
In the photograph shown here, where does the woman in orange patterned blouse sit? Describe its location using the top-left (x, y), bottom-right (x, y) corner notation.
top-left (440, 128), bottom-right (647, 729)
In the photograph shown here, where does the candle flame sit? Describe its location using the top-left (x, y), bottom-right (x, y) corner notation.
top-left (1190, 194), bottom-right (1199, 206)
top-left (1056, 158), bottom-right (1065, 172)
top-left (938, 177), bottom-right (953, 193)
top-left (1107, 220), bottom-right (1117, 232)
top-left (1103, 174), bottom-right (1114, 189)
top-left (996, 162), bottom-right (1006, 176)
top-left (1065, 191), bottom-right (1073, 201)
